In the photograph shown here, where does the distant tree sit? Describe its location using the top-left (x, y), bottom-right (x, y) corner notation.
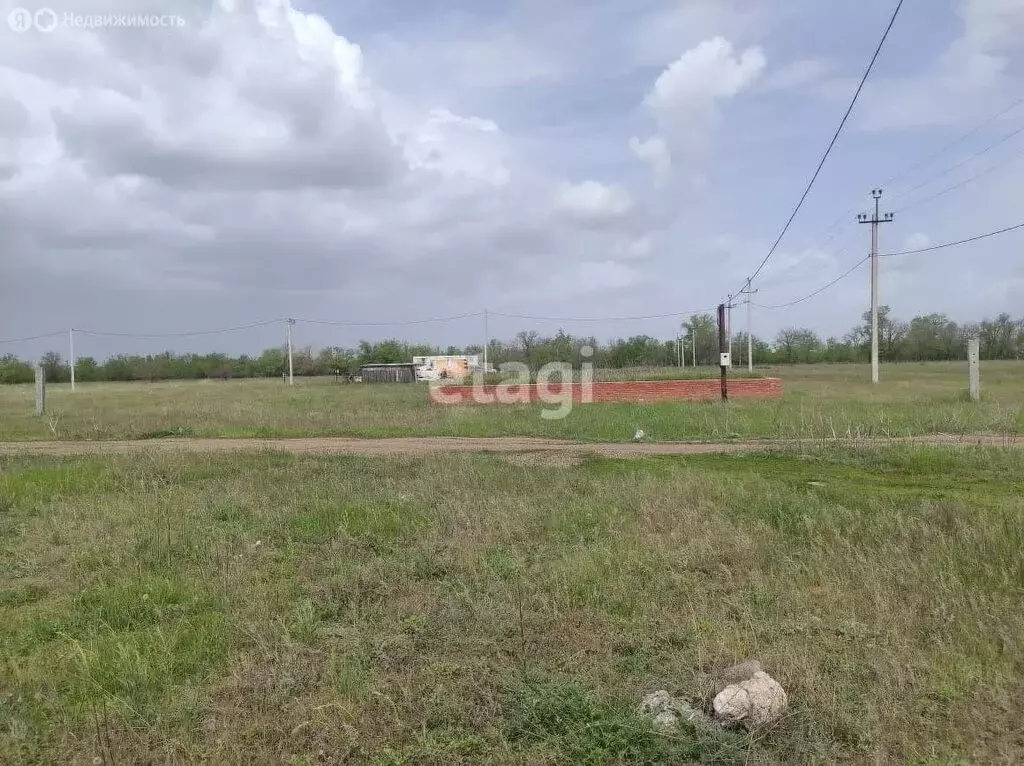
top-left (682, 314), bottom-right (717, 365)
top-left (979, 313), bottom-right (1018, 359)
top-left (774, 328), bottom-right (822, 364)
top-left (40, 351), bottom-right (67, 383)
top-left (0, 354), bottom-right (33, 384)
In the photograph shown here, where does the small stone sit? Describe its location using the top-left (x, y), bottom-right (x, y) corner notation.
top-left (638, 689), bottom-right (673, 716)
top-left (712, 671), bottom-right (788, 729)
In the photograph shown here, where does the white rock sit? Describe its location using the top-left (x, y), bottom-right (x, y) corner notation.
top-left (638, 689), bottom-right (673, 716)
top-left (712, 671), bottom-right (788, 729)
top-left (633, 429), bottom-right (646, 441)
top-left (652, 711), bottom-right (679, 731)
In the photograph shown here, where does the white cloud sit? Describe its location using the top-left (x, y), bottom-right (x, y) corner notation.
top-left (631, 37), bottom-right (765, 180)
top-left (555, 180), bottom-right (632, 225)
top-left (404, 108), bottom-right (510, 185)
top-left (761, 58), bottom-right (831, 91)
top-left (856, 0), bottom-right (1024, 131)
top-left (629, 136), bottom-right (672, 180)
top-left (645, 37), bottom-right (766, 112)
top-left (958, 0), bottom-right (1024, 55)
top-left (0, 0), bottom-right (654, 334)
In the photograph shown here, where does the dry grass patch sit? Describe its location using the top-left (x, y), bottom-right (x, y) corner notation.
top-left (1, 447), bottom-right (1022, 763)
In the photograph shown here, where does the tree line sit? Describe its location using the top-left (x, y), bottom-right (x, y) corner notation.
top-left (0, 308), bottom-right (1020, 384)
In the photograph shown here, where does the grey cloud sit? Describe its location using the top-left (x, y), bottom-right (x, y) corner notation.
top-left (52, 106), bottom-right (400, 191)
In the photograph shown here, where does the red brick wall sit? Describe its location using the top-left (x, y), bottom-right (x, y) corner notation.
top-left (431, 378), bottom-right (782, 405)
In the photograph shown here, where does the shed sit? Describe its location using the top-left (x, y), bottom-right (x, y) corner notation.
top-left (359, 363), bottom-right (417, 384)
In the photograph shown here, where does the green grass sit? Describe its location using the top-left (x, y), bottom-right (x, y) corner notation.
top-left (0, 361), bottom-right (1021, 442)
top-left (1, 446), bottom-right (1022, 762)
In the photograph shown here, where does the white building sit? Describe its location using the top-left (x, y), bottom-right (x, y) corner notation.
top-left (412, 355), bottom-right (488, 381)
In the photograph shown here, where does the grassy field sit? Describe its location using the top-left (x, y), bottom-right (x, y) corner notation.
top-left (2, 445), bottom-right (1022, 763)
top-left (0, 362), bottom-right (1020, 442)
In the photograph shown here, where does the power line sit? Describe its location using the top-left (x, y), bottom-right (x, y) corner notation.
top-left (741, 0), bottom-right (904, 289)
top-left (754, 219), bottom-right (1024, 310)
top-left (77, 319), bottom-right (283, 339)
top-left (889, 122), bottom-right (1024, 204)
top-left (880, 220), bottom-right (1024, 257)
top-left (895, 143), bottom-right (1024, 213)
top-left (490, 307), bottom-right (718, 322)
top-left (753, 257), bottom-right (869, 310)
top-left (0, 331), bottom-right (67, 345)
top-left (295, 312), bottom-right (482, 327)
top-left (882, 94), bottom-right (1024, 189)
top-left (789, 96), bottom-right (1024, 261)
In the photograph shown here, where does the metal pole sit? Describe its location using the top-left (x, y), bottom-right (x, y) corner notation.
top-left (286, 318), bottom-right (295, 385)
top-left (69, 328), bottom-right (76, 392)
top-left (483, 309), bottom-right (489, 373)
top-left (693, 329), bottom-right (697, 367)
top-left (717, 304), bottom-right (728, 400)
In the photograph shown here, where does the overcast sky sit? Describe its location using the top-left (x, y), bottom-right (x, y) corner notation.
top-left (2, 0), bottom-right (1023, 359)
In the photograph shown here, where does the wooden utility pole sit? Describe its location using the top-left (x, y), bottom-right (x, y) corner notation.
top-left (717, 303), bottom-right (728, 401)
top-left (858, 189), bottom-right (893, 384)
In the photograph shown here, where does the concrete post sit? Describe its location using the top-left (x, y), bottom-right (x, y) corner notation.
top-left (35, 365), bottom-right (46, 415)
top-left (968, 336), bottom-right (980, 402)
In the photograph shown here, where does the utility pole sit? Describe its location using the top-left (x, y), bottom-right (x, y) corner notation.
top-left (858, 189), bottom-right (894, 384)
top-left (717, 303), bottom-right (728, 400)
top-left (286, 318), bottom-right (295, 385)
top-left (69, 328), bottom-right (76, 392)
top-left (726, 294), bottom-right (733, 369)
top-left (739, 280), bottom-right (758, 372)
top-left (483, 309), bottom-right (489, 373)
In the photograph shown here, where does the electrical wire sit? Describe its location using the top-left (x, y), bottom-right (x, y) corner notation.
top-left (754, 219), bottom-right (1024, 310)
top-left (741, 0), bottom-right (904, 290)
top-left (295, 312), bottom-right (483, 327)
top-left (787, 96), bottom-right (1024, 261)
top-left (888, 122), bottom-right (1024, 204)
top-left (894, 143), bottom-right (1024, 213)
top-left (76, 319), bottom-right (283, 339)
top-left (753, 257), bottom-right (869, 310)
top-left (882, 94), bottom-right (1024, 190)
top-left (490, 307), bottom-right (718, 322)
top-left (879, 220), bottom-right (1024, 257)
top-left (0, 331), bottom-right (67, 345)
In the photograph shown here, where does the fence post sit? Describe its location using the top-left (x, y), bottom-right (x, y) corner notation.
top-left (967, 336), bottom-right (980, 402)
top-left (35, 365), bottom-right (46, 415)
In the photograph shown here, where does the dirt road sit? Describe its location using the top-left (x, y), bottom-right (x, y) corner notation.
top-left (0, 434), bottom-right (1016, 460)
